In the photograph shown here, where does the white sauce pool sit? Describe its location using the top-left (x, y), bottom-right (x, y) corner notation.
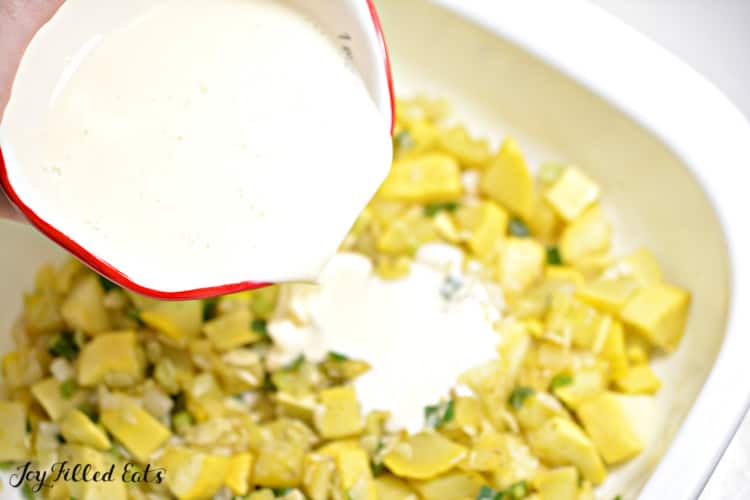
top-left (2, 0), bottom-right (392, 291)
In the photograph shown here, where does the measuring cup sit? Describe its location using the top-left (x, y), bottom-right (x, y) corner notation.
top-left (0, 0), bottom-right (395, 300)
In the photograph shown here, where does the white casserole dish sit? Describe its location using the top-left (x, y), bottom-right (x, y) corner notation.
top-left (2, 0), bottom-right (750, 498)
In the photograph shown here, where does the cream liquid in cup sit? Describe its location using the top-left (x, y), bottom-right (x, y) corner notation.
top-left (1, 0), bottom-right (392, 292)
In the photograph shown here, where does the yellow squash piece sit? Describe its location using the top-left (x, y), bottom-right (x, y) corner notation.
top-left (225, 452), bottom-right (254, 496)
top-left (59, 409), bottom-right (111, 451)
top-left (597, 320), bottom-right (628, 379)
top-left (553, 369), bottom-right (606, 409)
top-left (620, 284), bottom-right (690, 352)
top-left (545, 292), bottom-right (608, 350)
top-left (60, 274), bottom-right (111, 335)
top-left (0, 401), bottom-right (28, 461)
top-left (160, 446), bottom-right (230, 500)
top-left (100, 394), bottom-right (171, 461)
top-left (479, 138), bottom-right (535, 219)
top-left (77, 331), bottom-right (145, 387)
top-left (377, 209), bottom-right (438, 255)
top-left (498, 238), bottom-right (546, 294)
top-left (616, 248), bottom-right (663, 286)
top-left (614, 364), bottom-right (661, 395)
top-left (374, 475), bottom-right (418, 500)
top-left (383, 431), bottom-right (467, 480)
top-left (559, 206), bottom-right (611, 264)
top-left (526, 417), bottom-right (606, 485)
top-left (335, 446), bottom-right (377, 500)
top-left (438, 125), bottom-right (492, 169)
top-left (203, 309), bottom-right (263, 351)
top-left (314, 386), bottom-right (364, 439)
top-left (534, 466), bottom-right (579, 500)
top-left (625, 332), bottom-right (652, 364)
top-left (2, 348), bottom-right (43, 389)
top-left (140, 300), bottom-right (203, 343)
top-left (303, 453), bottom-right (335, 500)
top-left (60, 444), bottom-right (127, 500)
top-left (31, 377), bottom-right (86, 420)
top-left (377, 153), bottom-right (463, 203)
top-left (576, 392), bottom-right (644, 464)
top-left (528, 196), bottom-right (561, 243)
top-left (412, 470), bottom-right (484, 500)
top-left (252, 442), bottom-right (306, 488)
top-left (544, 167), bottom-right (601, 222)
top-left (455, 201), bottom-right (509, 259)
top-left (483, 433), bottom-right (540, 491)
top-left (515, 393), bottom-right (570, 432)
top-left (247, 491), bottom-right (276, 500)
top-left (576, 276), bottom-right (640, 315)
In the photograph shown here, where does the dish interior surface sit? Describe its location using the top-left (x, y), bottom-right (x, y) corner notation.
top-left (0, 0), bottom-right (731, 498)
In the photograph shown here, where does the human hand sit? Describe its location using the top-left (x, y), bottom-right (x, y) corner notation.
top-left (1, 0), bottom-right (65, 219)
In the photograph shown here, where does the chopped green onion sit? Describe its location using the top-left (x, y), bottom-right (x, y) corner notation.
top-left (393, 129), bottom-right (415, 151)
top-left (285, 355), bottom-right (305, 371)
top-left (202, 298), bottom-right (218, 320)
top-left (21, 482), bottom-right (34, 500)
top-left (424, 399), bottom-right (455, 428)
top-left (59, 379), bottom-right (78, 399)
top-left (251, 319), bottom-right (269, 336)
top-left (172, 411), bottom-right (194, 434)
top-left (328, 351), bottom-right (349, 362)
top-left (508, 387), bottom-right (534, 410)
top-left (549, 373), bottom-right (574, 391)
top-left (0, 461), bottom-right (14, 471)
top-left (476, 486), bottom-right (498, 500)
top-left (546, 245), bottom-right (563, 266)
top-left (97, 275), bottom-right (120, 292)
top-left (271, 488), bottom-right (292, 497)
top-left (614, 496), bottom-right (623, 500)
top-left (48, 331), bottom-right (79, 361)
top-left (508, 218), bottom-right (531, 237)
top-left (505, 480), bottom-right (528, 499)
top-left (424, 201), bottom-right (459, 217)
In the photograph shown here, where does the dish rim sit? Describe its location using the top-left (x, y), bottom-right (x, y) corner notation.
top-left (427, 0), bottom-right (750, 497)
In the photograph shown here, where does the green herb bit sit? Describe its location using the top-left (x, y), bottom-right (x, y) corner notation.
top-left (549, 373), bottom-right (574, 391)
top-left (476, 485), bottom-right (498, 500)
top-left (48, 331), bottom-right (79, 360)
top-left (614, 496), bottom-right (623, 500)
top-left (508, 217), bottom-right (531, 237)
top-left (202, 297), bottom-right (218, 320)
top-left (59, 379), bottom-right (78, 399)
top-left (251, 319), bottom-right (269, 336)
top-left (546, 245), bottom-right (563, 266)
top-left (424, 399), bottom-right (455, 428)
top-left (328, 351), bottom-right (349, 362)
top-left (0, 461), bottom-right (15, 471)
top-left (21, 482), bottom-right (34, 500)
top-left (172, 411), bottom-right (194, 434)
top-left (98, 275), bottom-right (120, 292)
top-left (424, 201), bottom-right (459, 217)
top-left (285, 355), bottom-right (306, 371)
top-left (271, 488), bottom-right (292, 497)
top-left (393, 129), bottom-right (415, 151)
top-left (508, 387), bottom-right (534, 410)
top-left (504, 480), bottom-right (529, 499)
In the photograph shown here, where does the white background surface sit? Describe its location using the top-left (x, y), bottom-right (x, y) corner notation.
top-left (590, 1), bottom-right (750, 499)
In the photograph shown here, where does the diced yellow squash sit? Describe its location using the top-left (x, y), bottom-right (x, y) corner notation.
top-left (576, 392), bottom-right (644, 464)
top-left (455, 201), bottom-right (509, 259)
top-left (100, 394), bottom-right (171, 461)
top-left (458, 359), bottom-right (515, 430)
top-left (438, 125), bottom-right (492, 168)
top-left (253, 442), bottom-right (306, 488)
top-left (203, 309), bottom-right (262, 351)
top-left (499, 238), bottom-right (546, 294)
top-left (576, 276), bottom-right (640, 315)
top-left (374, 475), bottom-right (418, 500)
top-left (377, 153), bottom-right (463, 203)
top-left (0, 401), bottom-right (28, 461)
top-left (59, 409), bottom-right (111, 451)
top-left (617, 248), bottom-right (663, 287)
top-left (276, 392), bottom-right (317, 423)
top-left (534, 466), bottom-right (579, 500)
top-left (559, 206), bottom-right (611, 263)
top-left (479, 138), bottom-right (535, 219)
top-left (596, 320), bottom-right (628, 379)
top-left (546, 267), bottom-right (585, 287)
top-left (160, 446), bottom-right (229, 500)
top-left (377, 209), bottom-right (438, 255)
top-left (625, 331), bottom-right (652, 364)
top-left (374, 255), bottom-right (413, 280)
top-left (544, 168), bottom-right (601, 222)
top-left (383, 431), bottom-right (467, 480)
top-left (545, 292), bottom-right (608, 350)
top-left (432, 211), bottom-right (461, 243)
top-left (225, 452), bottom-right (254, 496)
top-left (140, 300), bottom-right (203, 343)
top-left (77, 331), bottom-right (145, 387)
top-left (250, 285), bottom-right (280, 319)
top-left (528, 196), bottom-right (562, 243)
top-left (24, 287), bottom-right (65, 334)
top-left (316, 439), bottom-right (361, 459)
top-left (412, 470), bottom-right (484, 500)
top-left (303, 453), bottom-right (335, 500)
top-left (216, 291), bottom-right (252, 315)
top-left (614, 364), bottom-right (661, 394)
top-left (60, 274), bottom-right (110, 335)
top-left (484, 433), bottom-right (540, 490)
top-left (511, 267), bottom-right (583, 319)
top-left (248, 490), bottom-right (276, 500)
top-left (31, 377), bottom-right (86, 420)
top-left (400, 119), bottom-right (439, 156)
top-left (335, 446), bottom-right (376, 500)
top-left (620, 284), bottom-right (690, 352)
top-left (60, 444), bottom-right (127, 500)
top-left (553, 369), bottom-right (606, 409)
top-left (515, 393), bottom-right (570, 432)
top-left (526, 417), bottom-right (606, 485)
top-left (440, 396), bottom-right (484, 441)
top-left (314, 386), bottom-right (363, 439)
top-left (2, 348), bottom-right (43, 389)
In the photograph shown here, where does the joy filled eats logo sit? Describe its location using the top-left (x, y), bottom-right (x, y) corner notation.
top-left (6, 461), bottom-right (165, 493)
